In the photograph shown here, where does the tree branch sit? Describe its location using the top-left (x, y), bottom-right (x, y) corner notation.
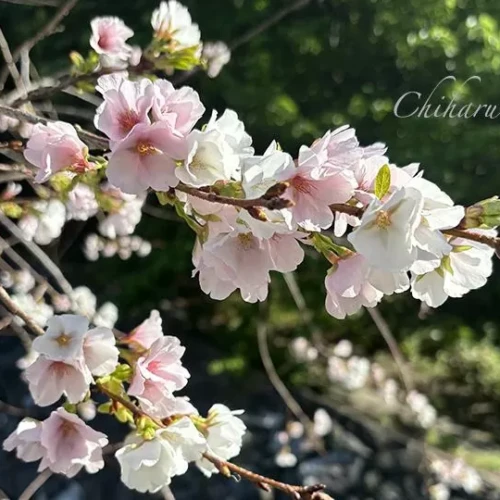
top-left (0, 285), bottom-right (45, 335)
top-left (175, 183), bottom-right (293, 210)
top-left (0, 0), bottom-right (79, 89)
top-left (19, 469), bottom-right (52, 500)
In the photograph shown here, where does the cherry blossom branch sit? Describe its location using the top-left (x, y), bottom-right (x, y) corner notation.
top-left (441, 227), bottom-right (498, 248)
top-left (0, 285), bottom-right (44, 335)
top-left (203, 451), bottom-right (325, 499)
top-left (0, 0), bottom-right (79, 90)
top-left (175, 183), bottom-right (293, 210)
top-left (18, 469), bottom-right (52, 500)
top-left (96, 380), bottom-right (326, 499)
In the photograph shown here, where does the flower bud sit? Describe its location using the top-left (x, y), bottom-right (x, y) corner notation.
top-left (464, 196), bottom-right (500, 229)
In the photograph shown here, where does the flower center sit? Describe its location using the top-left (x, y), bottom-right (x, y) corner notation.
top-left (54, 333), bottom-right (72, 347)
top-left (136, 141), bottom-right (159, 156)
top-left (237, 233), bottom-right (254, 249)
top-left (375, 210), bottom-right (392, 228)
top-left (291, 175), bottom-right (314, 195)
top-left (98, 33), bottom-right (113, 51)
top-left (119, 111), bottom-right (140, 135)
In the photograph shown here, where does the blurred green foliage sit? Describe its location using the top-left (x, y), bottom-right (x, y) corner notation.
top-left (2, 0), bottom-right (500, 433)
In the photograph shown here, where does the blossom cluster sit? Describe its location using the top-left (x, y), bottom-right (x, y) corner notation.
top-left (22, 77), bottom-right (498, 316)
top-left (3, 311), bottom-right (246, 493)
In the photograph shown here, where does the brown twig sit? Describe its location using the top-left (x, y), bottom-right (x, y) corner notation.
top-left (442, 227), bottom-right (499, 248)
top-left (0, 399), bottom-right (30, 417)
top-left (18, 469), bottom-right (52, 500)
top-left (0, 0), bottom-right (79, 89)
top-left (204, 451), bottom-right (325, 499)
top-left (0, 285), bottom-right (44, 335)
top-left (175, 183), bottom-right (293, 211)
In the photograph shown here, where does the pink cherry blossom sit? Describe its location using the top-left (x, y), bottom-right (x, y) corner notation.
top-left (128, 336), bottom-right (190, 413)
top-left (39, 408), bottom-right (108, 477)
top-left (90, 17), bottom-right (133, 64)
top-left (3, 418), bottom-right (45, 463)
top-left (194, 226), bottom-right (304, 303)
top-left (152, 80), bottom-right (205, 136)
top-left (126, 310), bottom-right (163, 350)
top-left (106, 122), bottom-right (187, 194)
top-left (25, 356), bottom-right (92, 406)
top-left (24, 122), bottom-right (91, 182)
top-left (284, 133), bottom-right (356, 231)
top-left (324, 253), bottom-right (409, 319)
top-left (94, 75), bottom-right (155, 143)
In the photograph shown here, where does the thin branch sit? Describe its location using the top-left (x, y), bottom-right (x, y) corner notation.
top-left (0, 29), bottom-right (26, 95)
top-left (11, 69), bottom-right (113, 107)
top-left (366, 306), bottom-right (413, 393)
top-left (175, 183), bottom-right (293, 211)
top-left (173, 0), bottom-right (312, 85)
top-left (0, 104), bottom-right (108, 149)
top-left (204, 452), bottom-right (325, 499)
top-left (0, 212), bottom-right (73, 294)
top-left (18, 469), bottom-right (52, 500)
top-left (256, 303), bottom-right (323, 453)
top-left (0, 399), bottom-right (30, 416)
top-left (230, 0), bottom-right (311, 51)
top-left (0, 285), bottom-right (45, 335)
top-left (442, 227), bottom-right (498, 248)
top-left (0, 0), bottom-right (79, 89)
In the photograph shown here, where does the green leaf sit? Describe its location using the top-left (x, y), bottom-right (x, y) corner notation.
top-left (374, 164), bottom-right (391, 199)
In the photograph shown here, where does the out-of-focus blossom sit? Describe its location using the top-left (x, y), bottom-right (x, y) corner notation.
top-left (203, 41), bottom-right (231, 78)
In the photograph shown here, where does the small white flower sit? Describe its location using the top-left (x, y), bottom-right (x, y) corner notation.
top-left (176, 128), bottom-right (239, 187)
top-left (151, 1), bottom-right (201, 53)
top-left (70, 286), bottom-right (97, 318)
top-left (411, 231), bottom-right (495, 307)
top-left (196, 404), bottom-right (246, 477)
top-left (206, 109), bottom-right (254, 163)
top-left (93, 302), bottom-right (119, 329)
top-left (33, 314), bottom-right (89, 361)
top-left (19, 200), bottom-right (66, 246)
top-left (66, 184), bottom-right (99, 221)
top-left (12, 269), bottom-right (36, 294)
top-left (116, 418), bottom-right (206, 493)
top-left (203, 41), bottom-right (231, 78)
top-left (348, 187), bottom-right (423, 272)
top-left (11, 294), bottom-right (53, 327)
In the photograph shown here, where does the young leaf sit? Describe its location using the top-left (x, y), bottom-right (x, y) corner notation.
top-left (374, 164), bottom-right (391, 199)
